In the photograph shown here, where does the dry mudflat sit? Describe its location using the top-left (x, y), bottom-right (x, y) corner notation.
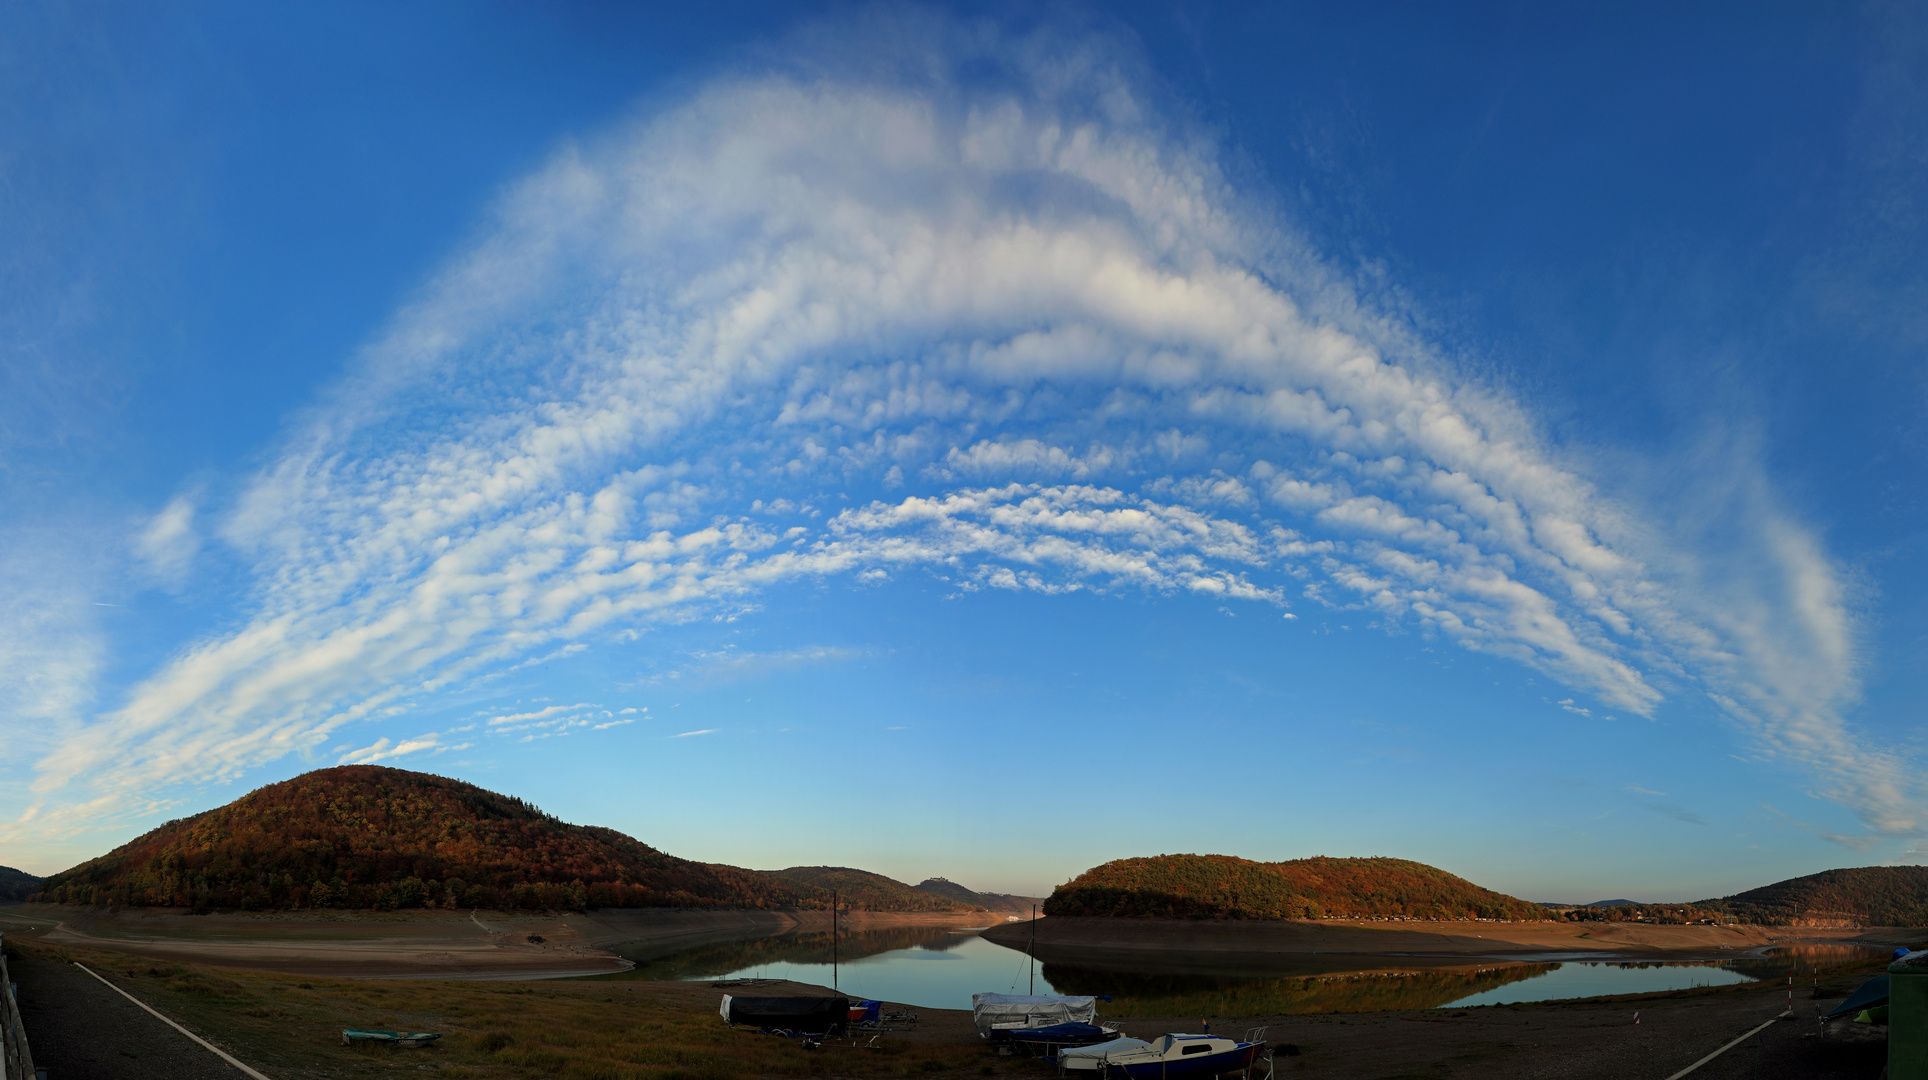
top-left (0, 904), bottom-right (973, 979)
top-left (13, 904), bottom-right (1899, 981)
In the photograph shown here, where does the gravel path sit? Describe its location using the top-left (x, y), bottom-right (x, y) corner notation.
top-left (10, 948), bottom-right (255, 1080)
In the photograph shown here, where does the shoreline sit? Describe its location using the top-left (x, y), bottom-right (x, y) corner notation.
top-left (4, 902), bottom-right (1915, 985)
top-left (982, 914), bottom-right (1910, 966)
top-left (0, 904), bottom-right (990, 978)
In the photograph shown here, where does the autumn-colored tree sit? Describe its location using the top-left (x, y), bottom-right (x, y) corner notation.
top-left (0, 865), bottom-right (41, 903)
top-left (1042, 854), bottom-right (1546, 921)
top-left (31, 766), bottom-right (943, 914)
top-left (759, 867), bottom-right (974, 913)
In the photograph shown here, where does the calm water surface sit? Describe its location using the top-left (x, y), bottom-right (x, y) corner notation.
top-left (607, 927), bottom-right (1891, 1014)
top-left (617, 927), bottom-right (1048, 1008)
top-left (1440, 943), bottom-right (1893, 1008)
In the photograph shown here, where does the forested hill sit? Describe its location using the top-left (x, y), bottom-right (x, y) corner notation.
top-left (760, 867), bottom-right (970, 912)
top-left (914, 877), bottom-right (1042, 915)
top-left (1044, 854), bottom-right (1546, 921)
top-left (0, 865), bottom-right (42, 903)
top-left (34, 766), bottom-right (823, 913)
top-left (1717, 866), bottom-right (1928, 926)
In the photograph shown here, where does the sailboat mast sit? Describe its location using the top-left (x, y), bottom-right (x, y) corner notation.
top-left (1029, 902), bottom-right (1036, 995)
top-left (833, 889), bottom-right (839, 992)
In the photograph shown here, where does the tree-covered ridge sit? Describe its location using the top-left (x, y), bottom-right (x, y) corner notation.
top-left (1043, 854), bottom-right (1547, 921)
top-left (0, 865), bottom-right (43, 903)
top-left (1543, 867), bottom-right (1928, 927)
top-left (34, 766), bottom-right (824, 913)
top-left (760, 866), bottom-right (971, 913)
top-left (913, 877), bottom-right (1041, 914)
top-left (1716, 866), bottom-right (1928, 925)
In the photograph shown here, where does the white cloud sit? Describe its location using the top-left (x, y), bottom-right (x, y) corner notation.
top-left (6, 11), bottom-right (1896, 847)
top-left (337, 736), bottom-right (443, 765)
top-left (0, 529), bottom-right (109, 860)
top-left (671, 728), bottom-right (719, 738)
top-left (0, 549), bottom-right (102, 735)
top-left (136, 493), bottom-right (201, 586)
top-left (929, 439), bottom-right (1126, 481)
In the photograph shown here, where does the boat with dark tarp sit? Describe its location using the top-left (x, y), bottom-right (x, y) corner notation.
top-left (719, 995), bottom-right (853, 1036)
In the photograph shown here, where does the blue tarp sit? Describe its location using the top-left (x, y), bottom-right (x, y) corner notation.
top-left (1822, 975), bottom-right (1889, 1023)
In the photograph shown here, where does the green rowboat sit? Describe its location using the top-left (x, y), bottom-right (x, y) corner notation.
top-left (342, 1029), bottom-right (442, 1048)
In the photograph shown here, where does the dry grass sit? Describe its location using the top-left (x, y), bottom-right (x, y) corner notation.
top-left (15, 939), bottom-right (1002, 1080)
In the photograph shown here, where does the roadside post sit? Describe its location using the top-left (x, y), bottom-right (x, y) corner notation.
top-left (0, 933), bottom-right (38, 1080)
top-left (1890, 949), bottom-right (1928, 1078)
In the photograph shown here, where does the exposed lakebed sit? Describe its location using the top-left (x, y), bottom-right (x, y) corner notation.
top-left (604, 924), bottom-right (1891, 1013)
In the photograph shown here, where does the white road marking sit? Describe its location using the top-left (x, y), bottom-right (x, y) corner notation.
top-left (73, 962), bottom-right (274, 1080)
top-left (1660, 1012), bottom-right (1791, 1080)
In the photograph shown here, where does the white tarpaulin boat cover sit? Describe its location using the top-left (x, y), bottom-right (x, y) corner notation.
top-left (1059, 1037), bottom-right (1152, 1071)
top-left (970, 993), bottom-right (1102, 1035)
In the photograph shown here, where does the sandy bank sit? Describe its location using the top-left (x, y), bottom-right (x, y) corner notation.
top-left (983, 915), bottom-right (1887, 967)
top-left (0, 904), bottom-right (978, 978)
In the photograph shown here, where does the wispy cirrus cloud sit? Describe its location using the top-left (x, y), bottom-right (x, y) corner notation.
top-left (337, 735), bottom-right (460, 766)
top-left (5, 9), bottom-right (1896, 854)
top-left (642, 645), bottom-right (865, 688)
top-left (135, 493), bottom-right (201, 588)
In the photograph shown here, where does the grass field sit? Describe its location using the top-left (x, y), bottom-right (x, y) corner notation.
top-left (9, 938), bottom-right (999, 1080)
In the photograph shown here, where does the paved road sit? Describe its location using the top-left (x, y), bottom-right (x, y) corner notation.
top-left (10, 949), bottom-right (243, 1080)
top-left (1684, 1011), bottom-right (1886, 1080)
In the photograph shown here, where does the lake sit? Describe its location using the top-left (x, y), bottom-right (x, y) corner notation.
top-left (606, 924), bottom-right (1889, 1013)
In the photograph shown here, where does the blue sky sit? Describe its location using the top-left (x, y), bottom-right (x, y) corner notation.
top-left (3, 2), bottom-right (1926, 905)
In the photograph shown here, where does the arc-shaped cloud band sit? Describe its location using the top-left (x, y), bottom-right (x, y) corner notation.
top-left (19, 19), bottom-right (1901, 844)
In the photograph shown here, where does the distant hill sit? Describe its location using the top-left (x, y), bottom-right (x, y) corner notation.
top-left (914, 877), bottom-right (1042, 915)
top-left (35, 766), bottom-right (825, 913)
top-left (761, 867), bottom-right (969, 913)
top-left (1716, 866), bottom-right (1928, 926)
top-left (0, 865), bottom-right (42, 903)
top-left (1541, 868), bottom-right (1928, 927)
top-left (1044, 854), bottom-right (1546, 921)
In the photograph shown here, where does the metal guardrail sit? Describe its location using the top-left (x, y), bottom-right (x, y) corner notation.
top-left (0, 933), bottom-right (36, 1080)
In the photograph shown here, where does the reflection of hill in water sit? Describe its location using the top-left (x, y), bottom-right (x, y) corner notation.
top-left (614, 925), bottom-right (984, 979)
top-left (1731, 942), bottom-right (1889, 981)
top-left (1043, 962), bottom-right (1555, 1016)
